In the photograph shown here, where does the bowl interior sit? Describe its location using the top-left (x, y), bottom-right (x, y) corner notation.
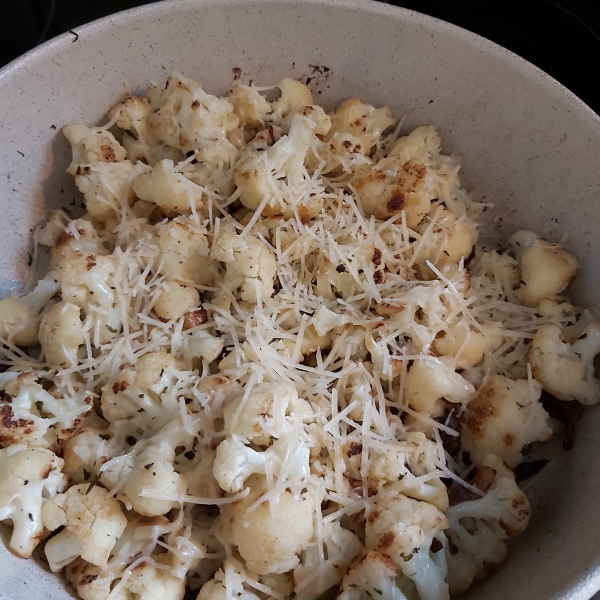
top-left (1, 0), bottom-right (600, 598)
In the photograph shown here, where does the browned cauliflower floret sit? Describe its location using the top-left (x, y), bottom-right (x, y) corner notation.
top-left (445, 454), bottom-right (530, 594)
top-left (63, 123), bottom-right (127, 176)
top-left (528, 322), bottom-right (600, 404)
top-left (42, 484), bottom-right (127, 572)
top-left (228, 476), bottom-right (314, 575)
top-left (351, 158), bottom-right (434, 227)
top-left (508, 230), bottom-right (577, 307)
top-left (433, 320), bottom-right (489, 370)
top-left (461, 374), bottom-right (552, 467)
top-left (327, 98), bottom-right (394, 153)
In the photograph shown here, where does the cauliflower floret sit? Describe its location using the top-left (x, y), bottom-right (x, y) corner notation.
top-left (39, 301), bottom-right (85, 366)
top-left (312, 305), bottom-right (351, 337)
top-left (213, 432), bottom-right (310, 494)
top-left (508, 230), bottom-right (577, 307)
top-left (75, 161), bottom-right (143, 222)
top-left (145, 72), bottom-right (239, 155)
top-left (228, 476), bottom-right (315, 575)
top-left (153, 281), bottom-right (200, 321)
top-left (196, 560), bottom-right (260, 600)
top-left (365, 494), bottom-right (449, 600)
top-left (338, 550), bottom-right (408, 600)
top-left (404, 358), bottom-right (475, 415)
top-left (365, 494), bottom-right (448, 566)
top-left (528, 322), bottom-right (600, 404)
top-left (461, 374), bottom-right (553, 467)
top-left (211, 221), bottom-right (276, 303)
top-left (233, 109), bottom-right (325, 220)
top-left (51, 221), bottom-right (120, 342)
top-left (156, 218), bottom-right (215, 286)
top-left (0, 278), bottom-right (59, 346)
top-left (108, 95), bottom-right (159, 145)
top-left (433, 320), bottom-right (488, 370)
top-left (0, 371), bottom-right (91, 449)
top-left (62, 428), bottom-right (121, 484)
top-left (351, 158), bottom-right (434, 227)
top-left (294, 522), bottom-right (362, 599)
top-left (102, 442), bottom-right (187, 517)
top-left (0, 444), bottom-right (66, 557)
top-left (133, 159), bottom-right (205, 214)
top-left (100, 351), bottom-right (185, 424)
top-left (327, 98), bottom-right (394, 153)
top-left (414, 208), bottom-right (477, 275)
top-left (445, 454), bottom-right (530, 594)
top-left (63, 123), bottom-right (127, 176)
top-left (270, 78), bottom-right (314, 120)
top-left (67, 555), bottom-right (185, 600)
top-left (223, 381), bottom-right (305, 442)
top-left (388, 126), bottom-right (442, 165)
top-left (228, 84), bottom-right (272, 128)
top-left (42, 483), bottom-right (127, 571)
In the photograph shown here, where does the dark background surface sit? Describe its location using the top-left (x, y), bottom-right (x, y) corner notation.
top-left (1, 0), bottom-right (599, 115)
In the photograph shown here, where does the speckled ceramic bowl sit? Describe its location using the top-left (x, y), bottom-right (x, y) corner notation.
top-left (1, 0), bottom-right (600, 598)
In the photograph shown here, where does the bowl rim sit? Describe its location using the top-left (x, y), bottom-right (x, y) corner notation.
top-left (1, 0), bottom-right (599, 598)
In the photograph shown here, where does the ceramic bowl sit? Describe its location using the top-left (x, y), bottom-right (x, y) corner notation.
top-left (1, 0), bottom-right (600, 598)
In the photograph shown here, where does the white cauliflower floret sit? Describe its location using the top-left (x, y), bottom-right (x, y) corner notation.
top-left (145, 72), bottom-right (239, 156)
top-left (39, 301), bottom-right (85, 366)
top-left (388, 125), bottom-right (442, 164)
top-left (211, 221), bottom-right (276, 303)
top-left (62, 428), bottom-right (121, 484)
top-left (153, 281), bottom-right (200, 321)
top-left (270, 78), bottom-right (314, 120)
top-left (42, 483), bottom-right (127, 572)
top-left (461, 374), bottom-right (553, 467)
top-left (156, 218), bottom-right (215, 286)
top-left (445, 454), bottom-right (530, 594)
top-left (223, 380), bottom-right (306, 442)
top-left (228, 476), bottom-right (314, 575)
top-left (133, 159), bottom-right (205, 214)
top-left (228, 84), bottom-right (272, 128)
top-left (351, 158), bottom-right (434, 227)
top-left (108, 95), bottom-right (159, 145)
top-left (433, 320), bottom-right (488, 370)
top-left (63, 123), bottom-right (127, 176)
top-left (414, 208), bottom-right (477, 275)
top-left (0, 278), bottom-right (59, 346)
top-left (0, 444), bottom-right (66, 557)
top-left (338, 550), bottom-right (408, 600)
top-left (312, 305), bottom-right (351, 337)
top-left (184, 329), bottom-right (225, 364)
top-left (100, 351), bottom-right (184, 424)
top-left (508, 230), bottom-right (577, 307)
top-left (51, 220), bottom-right (120, 343)
top-left (528, 322), bottom-right (600, 404)
top-left (0, 371), bottom-right (91, 449)
top-left (404, 358), bottom-right (475, 415)
top-left (114, 442), bottom-right (187, 516)
top-left (294, 522), bottom-right (362, 599)
top-left (233, 109), bottom-right (326, 220)
top-left (196, 560), bottom-right (260, 600)
top-left (75, 161), bottom-right (143, 222)
top-left (327, 98), bottom-right (394, 153)
top-left (213, 433), bottom-right (310, 494)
